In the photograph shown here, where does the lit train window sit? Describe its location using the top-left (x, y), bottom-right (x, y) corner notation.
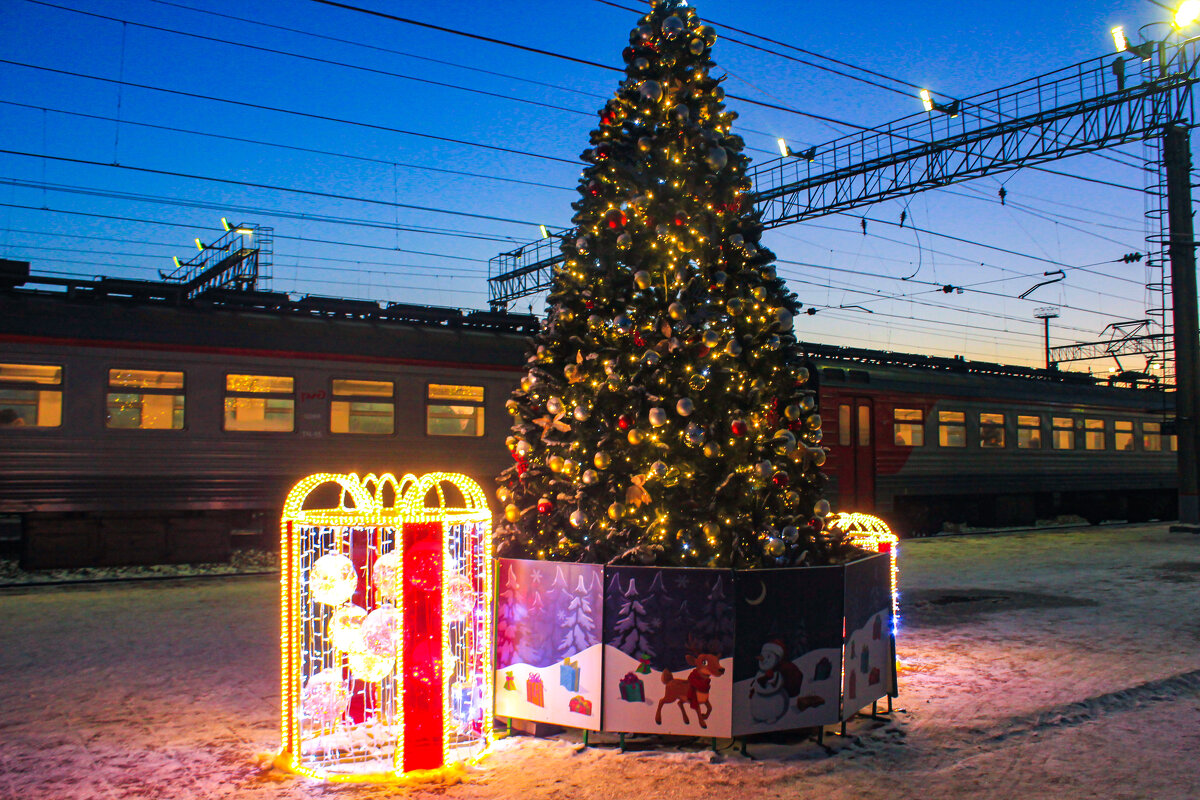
top-left (331, 379), bottom-right (394, 435)
top-left (106, 369), bottom-right (184, 430)
top-left (1017, 415), bottom-right (1042, 449)
top-left (1114, 420), bottom-right (1135, 451)
top-left (1143, 421), bottom-right (1162, 451)
top-left (938, 410), bottom-right (966, 447)
top-left (1052, 417), bottom-right (1075, 449)
top-left (427, 384), bottom-right (485, 437)
top-left (893, 408), bottom-right (924, 446)
top-left (1084, 418), bottom-right (1106, 450)
top-left (838, 404), bottom-right (851, 446)
top-left (0, 363), bottom-right (62, 428)
top-left (224, 374), bottom-right (294, 432)
top-left (979, 413), bottom-right (1005, 448)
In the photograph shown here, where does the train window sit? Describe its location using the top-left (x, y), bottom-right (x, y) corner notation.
top-left (224, 374), bottom-right (295, 432)
top-left (0, 363), bottom-right (62, 428)
top-left (979, 413), bottom-right (1005, 448)
top-left (1143, 421), bottom-right (1162, 452)
top-left (938, 411), bottom-right (966, 447)
top-left (893, 408), bottom-right (924, 446)
top-left (1017, 415), bottom-right (1042, 449)
top-left (1084, 418), bottom-right (1106, 450)
top-left (331, 379), bottom-right (394, 435)
top-left (106, 369), bottom-right (184, 430)
top-left (857, 405), bottom-right (870, 447)
top-left (427, 384), bottom-right (485, 437)
top-left (1114, 420), bottom-right (1135, 451)
top-left (838, 404), bottom-right (851, 446)
top-left (1052, 417), bottom-right (1074, 449)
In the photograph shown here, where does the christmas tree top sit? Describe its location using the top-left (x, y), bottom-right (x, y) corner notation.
top-left (497, 0), bottom-right (847, 569)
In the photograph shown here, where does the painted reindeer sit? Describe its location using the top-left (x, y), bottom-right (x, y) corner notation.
top-left (655, 637), bottom-right (725, 729)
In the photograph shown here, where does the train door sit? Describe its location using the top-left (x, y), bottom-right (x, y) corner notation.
top-left (835, 397), bottom-right (876, 511)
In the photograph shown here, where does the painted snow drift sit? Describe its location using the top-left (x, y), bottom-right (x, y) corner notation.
top-left (493, 559), bottom-right (604, 731)
top-left (495, 553), bottom-right (896, 737)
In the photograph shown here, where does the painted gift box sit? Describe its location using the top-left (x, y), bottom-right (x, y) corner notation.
top-left (494, 550), bottom-right (898, 738)
top-left (569, 695), bottom-right (593, 716)
top-left (526, 674), bottom-right (545, 707)
top-left (618, 672), bottom-right (645, 702)
top-left (560, 657), bottom-right (581, 692)
top-left (278, 471), bottom-right (495, 780)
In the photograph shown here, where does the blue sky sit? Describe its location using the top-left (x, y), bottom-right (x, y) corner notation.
top-left (0, 0), bottom-right (1184, 369)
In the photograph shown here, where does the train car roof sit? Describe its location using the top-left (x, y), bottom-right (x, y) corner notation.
top-left (0, 282), bottom-right (535, 371)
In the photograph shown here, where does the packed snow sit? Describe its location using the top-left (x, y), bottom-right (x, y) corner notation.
top-left (1, 523), bottom-right (1198, 799)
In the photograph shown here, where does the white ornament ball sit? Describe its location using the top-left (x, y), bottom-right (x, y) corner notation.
top-left (372, 551), bottom-right (401, 599)
top-left (764, 536), bottom-right (786, 557)
top-left (776, 308), bottom-right (794, 331)
top-left (302, 668), bottom-right (348, 726)
top-left (814, 499), bottom-right (831, 518)
top-left (650, 460), bottom-right (668, 478)
top-left (546, 396), bottom-right (564, 414)
top-left (348, 652), bottom-right (395, 683)
top-left (361, 605), bottom-right (403, 658)
top-left (570, 509), bottom-right (586, 528)
top-left (649, 407), bottom-right (668, 427)
top-left (309, 554), bottom-right (358, 606)
top-left (634, 270), bottom-right (652, 290)
top-left (328, 604), bottom-right (368, 653)
top-left (676, 398), bottom-right (695, 416)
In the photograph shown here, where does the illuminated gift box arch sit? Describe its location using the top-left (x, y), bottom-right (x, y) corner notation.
top-left (825, 512), bottom-right (900, 625)
top-left (278, 471), bottom-right (493, 781)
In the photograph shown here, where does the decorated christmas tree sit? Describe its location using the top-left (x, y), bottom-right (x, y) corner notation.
top-left (496, 0), bottom-right (851, 569)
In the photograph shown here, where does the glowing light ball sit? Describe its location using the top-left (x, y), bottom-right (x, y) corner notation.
top-left (361, 605), bottom-right (402, 658)
top-left (328, 604), bottom-right (367, 654)
top-left (372, 551), bottom-right (401, 599)
top-left (301, 668), bottom-right (348, 727)
top-left (445, 573), bottom-right (476, 621)
top-left (348, 651), bottom-right (395, 682)
top-left (309, 554), bottom-right (358, 606)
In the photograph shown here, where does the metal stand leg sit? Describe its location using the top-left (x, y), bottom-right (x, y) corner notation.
top-left (841, 718), bottom-right (847, 736)
top-left (817, 726), bottom-right (824, 747)
top-left (872, 700), bottom-right (878, 718)
top-left (712, 737), bottom-right (718, 753)
top-left (583, 729), bottom-right (589, 748)
top-left (887, 695), bottom-right (893, 713)
top-left (619, 732), bottom-right (626, 753)
top-left (739, 739), bottom-right (749, 758)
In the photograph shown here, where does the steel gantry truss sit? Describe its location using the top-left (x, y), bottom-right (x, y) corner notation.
top-left (488, 37), bottom-right (1200, 307)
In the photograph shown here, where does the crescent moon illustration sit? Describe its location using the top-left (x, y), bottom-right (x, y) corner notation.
top-left (745, 579), bottom-right (767, 606)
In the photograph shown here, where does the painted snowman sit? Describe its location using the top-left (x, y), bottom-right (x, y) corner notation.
top-left (748, 641), bottom-right (791, 724)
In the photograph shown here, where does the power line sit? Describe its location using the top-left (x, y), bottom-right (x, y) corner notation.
top-left (0, 59), bottom-right (580, 166)
top-left (0, 100), bottom-right (573, 193)
top-left (0, 203), bottom-right (488, 263)
top-left (0, 150), bottom-right (543, 229)
top-left (0, 176), bottom-right (522, 244)
top-left (22, 0), bottom-right (598, 120)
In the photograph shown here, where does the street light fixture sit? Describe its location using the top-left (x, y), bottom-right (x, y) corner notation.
top-left (1176, 0), bottom-right (1200, 28)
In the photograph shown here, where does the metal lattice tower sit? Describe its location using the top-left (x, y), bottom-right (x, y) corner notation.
top-left (163, 222), bottom-right (273, 298)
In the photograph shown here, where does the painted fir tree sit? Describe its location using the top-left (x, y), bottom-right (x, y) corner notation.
top-left (496, 0), bottom-right (844, 569)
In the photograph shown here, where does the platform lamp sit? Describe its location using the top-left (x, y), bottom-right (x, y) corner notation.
top-left (1034, 307), bottom-right (1060, 370)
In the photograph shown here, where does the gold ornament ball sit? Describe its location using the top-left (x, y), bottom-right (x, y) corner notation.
top-left (784, 403), bottom-right (802, 421)
top-left (504, 504), bottom-right (520, 522)
top-left (608, 502), bottom-right (626, 520)
top-left (594, 452), bottom-right (612, 470)
top-left (582, 468), bottom-right (600, 485)
top-left (309, 553), bottom-right (358, 606)
top-left (628, 428), bottom-right (645, 445)
top-left (548, 455), bottom-right (565, 472)
top-left (703, 441), bottom-right (721, 458)
top-left (328, 603), bottom-right (367, 654)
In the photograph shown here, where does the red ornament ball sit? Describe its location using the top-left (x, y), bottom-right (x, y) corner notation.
top-left (730, 419), bottom-right (749, 436)
top-left (537, 497), bottom-right (553, 514)
top-left (618, 414), bottom-right (633, 431)
top-left (633, 333), bottom-right (646, 347)
top-left (772, 471), bottom-right (789, 487)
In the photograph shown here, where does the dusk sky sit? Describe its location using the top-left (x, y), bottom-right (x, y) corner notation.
top-left (0, 0), bottom-right (1185, 369)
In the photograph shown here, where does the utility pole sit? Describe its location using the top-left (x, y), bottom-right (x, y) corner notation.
top-left (1035, 307), bottom-right (1059, 369)
top-left (1163, 124), bottom-right (1200, 528)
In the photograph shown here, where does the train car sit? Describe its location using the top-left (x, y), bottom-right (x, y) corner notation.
top-left (813, 347), bottom-right (1176, 531)
top-left (0, 273), bottom-right (1179, 568)
top-left (0, 277), bottom-right (535, 568)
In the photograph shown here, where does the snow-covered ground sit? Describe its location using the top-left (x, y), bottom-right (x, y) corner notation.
top-left (1, 524), bottom-right (1198, 799)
